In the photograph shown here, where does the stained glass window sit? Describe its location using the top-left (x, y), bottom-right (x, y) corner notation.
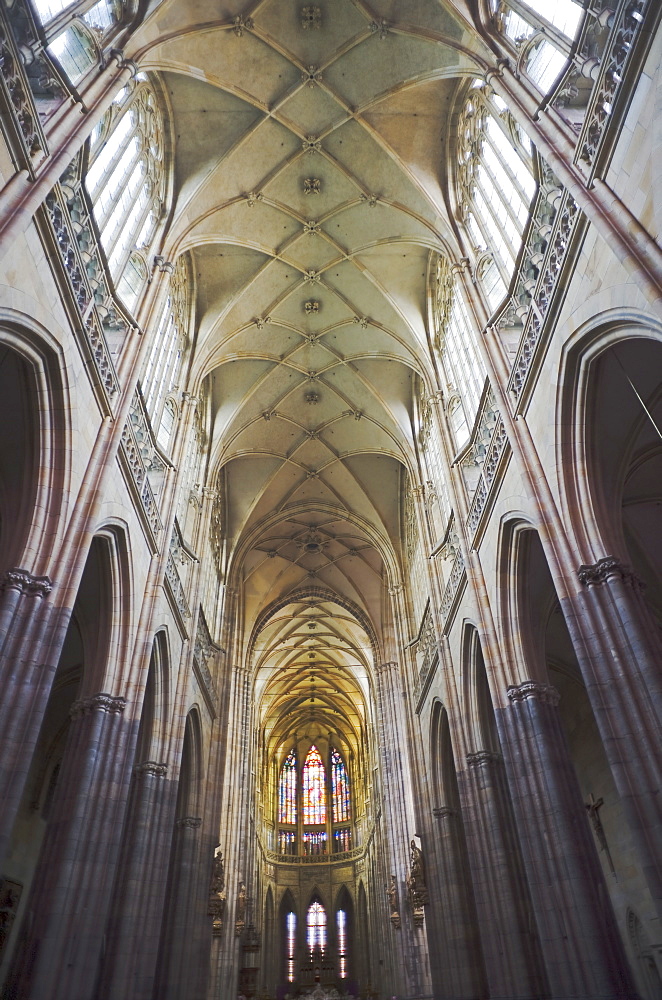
top-left (303, 831), bottom-right (327, 856)
top-left (307, 901), bottom-right (327, 952)
top-left (286, 912), bottom-right (296, 981)
top-left (333, 828), bottom-right (351, 853)
top-left (331, 748), bottom-right (350, 823)
top-left (302, 745), bottom-right (326, 824)
top-left (337, 909), bottom-right (347, 978)
top-left (279, 749), bottom-right (297, 825)
top-left (278, 830), bottom-right (296, 855)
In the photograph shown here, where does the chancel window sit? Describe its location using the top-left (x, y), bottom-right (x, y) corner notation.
top-left (307, 901), bottom-right (326, 953)
top-left (302, 831), bottom-right (327, 856)
top-left (302, 745), bottom-right (326, 825)
top-left (333, 828), bottom-right (351, 853)
top-left (331, 748), bottom-right (350, 822)
top-left (286, 912), bottom-right (296, 982)
top-left (278, 749), bottom-right (297, 825)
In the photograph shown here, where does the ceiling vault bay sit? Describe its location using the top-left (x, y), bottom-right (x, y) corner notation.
top-left (130, 0), bottom-right (488, 744)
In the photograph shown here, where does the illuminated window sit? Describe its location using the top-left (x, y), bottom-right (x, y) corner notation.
top-left (278, 830), bottom-right (297, 855)
top-left (302, 745), bottom-right (326, 824)
top-left (337, 910), bottom-right (347, 978)
top-left (333, 828), bottom-right (351, 853)
top-left (278, 749), bottom-right (297, 825)
top-left (286, 912), bottom-right (296, 981)
top-left (302, 831), bottom-right (327, 856)
top-left (490, 0), bottom-right (583, 95)
top-left (331, 748), bottom-right (350, 823)
top-left (307, 901), bottom-right (326, 953)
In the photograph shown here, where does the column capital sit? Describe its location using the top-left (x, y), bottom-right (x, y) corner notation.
top-left (466, 750), bottom-right (503, 768)
top-left (70, 693), bottom-right (127, 719)
top-left (1, 567), bottom-right (52, 597)
top-left (176, 816), bottom-right (202, 829)
top-left (507, 681), bottom-right (560, 707)
top-left (578, 555), bottom-right (644, 593)
top-left (133, 760), bottom-right (168, 777)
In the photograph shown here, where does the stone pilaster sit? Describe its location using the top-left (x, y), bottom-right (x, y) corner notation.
top-left (573, 557), bottom-right (662, 920)
top-left (5, 692), bottom-right (133, 1000)
top-left (428, 805), bottom-right (485, 999)
top-left (0, 568), bottom-right (64, 866)
top-left (156, 815), bottom-right (205, 1000)
top-left (500, 680), bottom-right (635, 999)
top-left (458, 749), bottom-right (547, 999)
top-left (98, 760), bottom-right (177, 1000)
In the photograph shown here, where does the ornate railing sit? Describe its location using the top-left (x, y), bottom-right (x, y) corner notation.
top-left (164, 550), bottom-right (190, 620)
top-left (0, 5), bottom-right (47, 169)
top-left (44, 186), bottom-right (120, 403)
top-left (120, 419), bottom-right (162, 537)
top-left (576, 0), bottom-right (656, 178)
top-left (266, 846), bottom-right (363, 865)
top-left (193, 607), bottom-right (220, 709)
top-left (466, 415), bottom-right (509, 537)
top-left (440, 551), bottom-right (465, 624)
top-left (507, 189), bottom-right (583, 401)
top-left (412, 604), bottom-right (439, 706)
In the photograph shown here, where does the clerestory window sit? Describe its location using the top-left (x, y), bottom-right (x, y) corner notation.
top-left (490, 0), bottom-right (584, 95)
top-left (31, 0), bottom-right (128, 86)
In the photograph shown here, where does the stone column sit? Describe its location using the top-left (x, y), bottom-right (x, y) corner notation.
top-left (572, 557), bottom-right (662, 919)
top-left (156, 815), bottom-right (205, 1000)
top-left (500, 680), bottom-right (635, 999)
top-left (0, 569), bottom-right (67, 867)
top-left (429, 805), bottom-right (485, 999)
top-left (5, 692), bottom-right (133, 1000)
top-left (98, 760), bottom-right (178, 1000)
top-left (457, 750), bottom-right (547, 999)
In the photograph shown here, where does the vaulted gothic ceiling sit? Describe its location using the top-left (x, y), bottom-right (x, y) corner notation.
top-left (129, 0), bottom-right (488, 740)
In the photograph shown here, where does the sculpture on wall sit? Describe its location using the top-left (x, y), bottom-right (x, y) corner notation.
top-left (208, 850), bottom-right (226, 937)
top-left (386, 874), bottom-right (401, 929)
top-left (406, 840), bottom-right (428, 926)
top-left (235, 880), bottom-right (247, 936)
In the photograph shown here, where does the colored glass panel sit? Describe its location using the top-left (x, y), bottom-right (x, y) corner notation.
top-left (302, 831), bottom-right (327, 855)
top-left (307, 901), bottom-right (326, 952)
top-left (278, 830), bottom-right (296, 855)
top-left (331, 748), bottom-right (350, 823)
top-left (337, 909), bottom-right (347, 978)
top-left (286, 912), bottom-right (296, 981)
top-left (278, 749), bottom-right (297, 825)
top-left (302, 745), bottom-right (326, 824)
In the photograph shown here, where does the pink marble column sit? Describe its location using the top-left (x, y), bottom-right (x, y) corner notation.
top-left (5, 692), bottom-right (133, 1000)
top-left (458, 750), bottom-right (547, 999)
top-left (0, 568), bottom-right (69, 868)
top-left (97, 760), bottom-right (178, 1000)
top-left (500, 680), bottom-right (635, 999)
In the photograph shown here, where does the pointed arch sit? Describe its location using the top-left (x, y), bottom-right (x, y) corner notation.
top-left (302, 745), bottom-right (326, 826)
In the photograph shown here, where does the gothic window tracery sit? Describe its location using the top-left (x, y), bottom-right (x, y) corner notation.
top-left (31, 0), bottom-right (129, 86)
top-left (306, 901), bottom-right (326, 952)
top-left (456, 83), bottom-right (535, 301)
top-left (490, 0), bottom-right (584, 94)
top-left (331, 748), bottom-right (350, 823)
top-left (278, 749), bottom-right (297, 826)
top-left (302, 745), bottom-right (326, 825)
top-left (85, 78), bottom-right (166, 300)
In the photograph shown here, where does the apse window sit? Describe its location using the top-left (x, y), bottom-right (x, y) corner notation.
top-left (286, 911), bottom-right (296, 981)
top-left (337, 909), bottom-right (347, 978)
top-left (307, 901), bottom-right (327, 953)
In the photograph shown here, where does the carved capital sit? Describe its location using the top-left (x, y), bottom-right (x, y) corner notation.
top-left (432, 805), bottom-right (456, 819)
top-left (154, 255), bottom-right (175, 274)
top-left (2, 568), bottom-right (52, 597)
top-left (578, 556), bottom-right (644, 593)
top-left (466, 749), bottom-right (503, 768)
top-left (70, 693), bottom-right (126, 719)
top-left (177, 815), bottom-right (202, 829)
top-left (134, 760), bottom-right (168, 777)
top-left (507, 681), bottom-right (560, 707)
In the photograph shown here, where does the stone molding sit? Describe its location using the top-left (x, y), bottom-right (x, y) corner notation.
top-left (577, 555), bottom-right (644, 592)
top-left (466, 750), bottom-right (503, 768)
top-left (1, 567), bottom-right (52, 597)
top-left (133, 760), bottom-right (168, 777)
top-left (70, 693), bottom-right (127, 719)
top-left (177, 816), bottom-right (202, 829)
top-left (506, 681), bottom-right (560, 707)
top-left (432, 806), bottom-right (456, 819)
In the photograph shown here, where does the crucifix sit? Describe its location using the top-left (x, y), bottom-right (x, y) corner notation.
top-left (585, 793), bottom-right (616, 876)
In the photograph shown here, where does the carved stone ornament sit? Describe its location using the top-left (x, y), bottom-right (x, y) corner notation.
top-left (177, 815), bottom-right (202, 829)
top-left (1, 568), bottom-right (52, 597)
top-left (235, 880), bottom-right (247, 936)
top-left (303, 177), bottom-right (321, 195)
top-left (232, 15), bottom-right (254, 37)
top-left (507, 681), bottom-right (560, 707)
top-left (387, 874), bottom-right (401, 928)
top-left (302, 65), bottom-right (322, 87)
top-left (302, 136), bottom-right (322, 154)
top-left (70, 693), bottom-right (127, 719)
top-left (369, 18), bottom-right (389, 39)
top-left (407, 840), bottom-right (429, 923)
top-left (305, 391), bottom-right (319, 404)
top-left (466, 750), bottom-right (502, 768)
top-left (301, 5), bottom-right (321, 30)
top-left (133, 760), bottom-right (168, 777)
top-left (577, 555), bottom-right (644, 592)
top-left (304, 300), bottom-right (320, 313)
top-left (208, 850), bottom-right (227, 935)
